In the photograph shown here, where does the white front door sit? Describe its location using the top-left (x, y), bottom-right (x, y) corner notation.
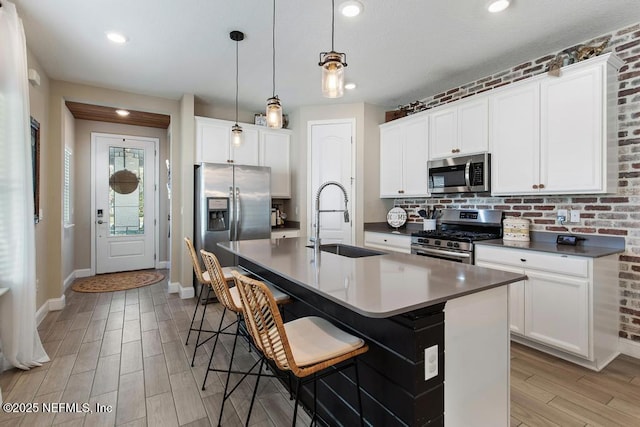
top-left (309, 120), bottom-right (354, 244)
top-left (93, 133), bottom-right (157, 274)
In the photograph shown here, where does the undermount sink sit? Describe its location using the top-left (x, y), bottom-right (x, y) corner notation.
top-left (306, 243), bottom-right (386, 258)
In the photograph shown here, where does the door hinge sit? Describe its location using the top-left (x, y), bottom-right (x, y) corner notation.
top-left (154, 254), bottom-right (156, 260)
top-left (155, 184), bottom-right (157, 191)
top-left (154, 219), bottom-right (157, 225)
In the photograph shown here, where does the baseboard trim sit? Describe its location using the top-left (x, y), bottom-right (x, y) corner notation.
top-left (75, 269), bottom-right (91, 278)
top-left (36, 294), bottom-right (67, 326)
top-left (179, 285), bottom-right (195, 299)
top-left (167, 281), bottom-right (181, 294)
top-left (619, 337), bottom-right (640, 359)
top-left (157, 261), bottom-right (170, 269)
top-left (63, 272), bottom-right (75, 291)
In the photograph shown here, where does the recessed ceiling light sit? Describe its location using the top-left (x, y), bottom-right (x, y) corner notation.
top-left (115, 109), bottom-right (130, 117)
top-left (106, 32), bottom-right (128, 44)
top-left (344, 82), bottom-right (357, 90)
top-left (339, 1), bottom-right (363, 17)
top-left (487, 0), bottom-right (510, 13)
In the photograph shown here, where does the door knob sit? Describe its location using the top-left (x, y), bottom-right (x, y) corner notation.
top-left (97, 220), bottom-right (104, 224)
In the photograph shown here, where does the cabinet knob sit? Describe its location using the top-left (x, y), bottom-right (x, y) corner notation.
top-left (451, 149), bottom-right (456, 153)
top-left (520, 258), bottom-right (527, 262)
top-left (539, 183), bottom-right (545, 189)
top-left (227, 159), bottom-right (234, 163)
top-left (532, 184), bottom-right (538, 189)
top-left (398, 190), bottom-right (404, 194)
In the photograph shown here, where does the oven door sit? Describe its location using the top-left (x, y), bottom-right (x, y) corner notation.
top-left (411, 245), bottom-right (473, 264)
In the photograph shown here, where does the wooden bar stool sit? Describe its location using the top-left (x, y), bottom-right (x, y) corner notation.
top-left (232, 270), bottom-right (368, 427)
top-left (184, 237), bottom-right (239, 366)
top-left (199, 250), bottom-right (290, 426)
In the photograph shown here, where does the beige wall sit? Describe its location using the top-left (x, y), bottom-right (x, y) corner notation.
top-left (194, 101), bottom-right (255, 123)
top-left (26, 49), bottom-right (52, 309)
top-left (72, 120), bottom-right (171, 271)
top-left (289, 102), bottom-right (388, 245)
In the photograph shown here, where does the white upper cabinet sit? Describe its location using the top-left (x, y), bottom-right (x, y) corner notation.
top-left (490, 53), bottom-right (622, 195)
top-left (429, 97), bottom-right (488, 159)
top-left (195, 116), bottom-right (292, 197)
top-left (490, 82), bottom-right (541, 194)
top-left (260, 130), bottom-right (291, 198)
top-left (379, 114), bottom-right (429, 198)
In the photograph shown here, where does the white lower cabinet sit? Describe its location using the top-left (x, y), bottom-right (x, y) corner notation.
top-left (271, 229), bottom-right (300, 239)
top-left (364, 231), bottom-right (411, 254)
top-left (475, 244), bottom-right (619, 370)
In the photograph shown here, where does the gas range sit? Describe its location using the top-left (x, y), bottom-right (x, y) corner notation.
top-left (410, 209), bottom-right (503, 264)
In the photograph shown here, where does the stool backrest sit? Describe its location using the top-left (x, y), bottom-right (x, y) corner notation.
top-left (200, 249), bottom-right (242, 313)
top-left (185, 237), bottom-right (208, 285)
top-left (232, 271), bottom-right (298, 373)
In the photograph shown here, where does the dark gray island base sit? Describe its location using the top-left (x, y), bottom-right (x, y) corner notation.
top-left (219, 238), bottom-right (524, 426)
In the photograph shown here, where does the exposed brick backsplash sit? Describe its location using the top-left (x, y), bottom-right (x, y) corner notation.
top-left (394, 22), bottom-right (640, 344)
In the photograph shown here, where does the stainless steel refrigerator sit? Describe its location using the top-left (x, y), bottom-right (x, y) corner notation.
top-left (194, 163), bottom-right (271, 271)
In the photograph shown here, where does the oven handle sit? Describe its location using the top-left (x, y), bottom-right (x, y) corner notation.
top-left (464, 159), bottom-right (472, 189)
top-left (412, 246), bottom-right (471, 259)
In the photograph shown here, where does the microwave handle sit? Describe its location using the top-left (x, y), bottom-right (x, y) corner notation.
top-left (464, 160), bottom-right (472, 189)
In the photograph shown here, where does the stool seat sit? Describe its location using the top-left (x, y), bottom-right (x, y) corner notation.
top-left (284, 316), bottom-right (365, 367)
top-left (229, 282), bottom-right (289, 308)
top-left (203, 266), bottom-right (239, 283)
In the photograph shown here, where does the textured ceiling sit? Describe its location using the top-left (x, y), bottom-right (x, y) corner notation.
top-left (14, 0), bottom-right (640, 113)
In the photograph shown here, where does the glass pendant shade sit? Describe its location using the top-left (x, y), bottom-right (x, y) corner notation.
top-left (320, 52), bottom-right (346, 98)
top-left (266, 96), bottom-right (283, 129)
top-left (231, 124), bottom-right (243, 147)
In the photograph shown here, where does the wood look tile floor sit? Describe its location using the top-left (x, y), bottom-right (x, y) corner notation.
top-left (1, 273), bottom-right (639, 426)
top-left (0, 273), bottom-right (310, 427)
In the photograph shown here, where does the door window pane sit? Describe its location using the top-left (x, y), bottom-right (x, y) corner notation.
top-left (108, 146), bottom-right (144, 235)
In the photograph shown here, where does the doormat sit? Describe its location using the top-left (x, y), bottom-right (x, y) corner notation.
top-left (71, 270), bottom-right (165, 293)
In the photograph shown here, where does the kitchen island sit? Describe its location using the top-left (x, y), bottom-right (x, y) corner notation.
top-left (219, 238), bottom-right (525, 426)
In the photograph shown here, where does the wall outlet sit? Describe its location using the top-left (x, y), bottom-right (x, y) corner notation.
top-left (570, 210), bottom-right (581, 222)
top-left (557, 209), bottom-right (568, 223)
top-left (424, 345), bottom-right (438, 380)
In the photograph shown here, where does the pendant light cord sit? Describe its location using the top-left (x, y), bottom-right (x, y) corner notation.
top-left (272, 0), bottom-right (276, 97)
top-left (235, 37), bottom-right (239, 125)
top-left (331, 0), bottom-right (335, 51)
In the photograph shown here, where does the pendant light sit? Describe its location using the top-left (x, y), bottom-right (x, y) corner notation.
top-left (230, 30), bottom-right (244, 147)
top-left (266, 0), bottom-right (283, 129)
top-left (318, 0), bottom-right (347, 98)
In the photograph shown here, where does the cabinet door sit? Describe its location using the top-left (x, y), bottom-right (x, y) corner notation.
top-left (490, 83), bottom-right (540, 195)
top-left (540, 65), bottom-right (603, 193)
top-left (458, 98), bottom-right (488, 155)
top-left (525, 270), bottom-right (589, 358)
top-left (402, 117), bottom-right (429, 197)
top-left (380, 124), bottom-right (404, 197)
top-left (475, 260), bottom-right (525, 334)
top-left (197, 120), bottom-right (230, 164)
top-left (429, 107), bottom-right (457, 159)
top-left (231, 127), bottom-right (260, 166)
top-left (260, 130), bottom-right (291, 198)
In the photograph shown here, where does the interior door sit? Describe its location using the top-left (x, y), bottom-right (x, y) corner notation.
top-left (310, 121), bottom-right (353, 244)
top-left (94, 134), bottom-right (156, 274)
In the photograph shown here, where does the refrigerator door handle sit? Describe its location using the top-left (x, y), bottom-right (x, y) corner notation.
top-left (235, 187), bottom-right (241, 238)
top-left (229, 186), bottom-right (235, 241)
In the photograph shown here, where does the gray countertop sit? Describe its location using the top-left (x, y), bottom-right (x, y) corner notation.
top-left (475, 238), bottom-right (624, 258)
top-left (218, 238), bottom-right (525, 318)
top-left (363, 222), bottom-right (421, 236)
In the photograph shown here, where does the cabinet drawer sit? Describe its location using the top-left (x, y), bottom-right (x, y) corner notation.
top-left (364, 232), bottom-right (411, 254)
top-left (271, 230), bottom-right (300, 239)
top-left (475, 245), bottom-right (588, 278)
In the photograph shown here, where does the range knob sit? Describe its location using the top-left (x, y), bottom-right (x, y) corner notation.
top-left (434, 240), bottom-right (441, 246)
top-left (453, 242), bottom-right (460, 248)
top-left (447, 242), bottom-right (453, 247)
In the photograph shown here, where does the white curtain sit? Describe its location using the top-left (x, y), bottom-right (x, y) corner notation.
top-left (0, 0), bottom-right (49, 383)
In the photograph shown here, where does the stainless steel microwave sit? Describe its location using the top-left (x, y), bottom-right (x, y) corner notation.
top-left (427, 153), bottom-right (490, 194)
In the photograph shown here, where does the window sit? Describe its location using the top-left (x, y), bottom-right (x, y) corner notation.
top-left (64, 147), bottom-right (72, 225)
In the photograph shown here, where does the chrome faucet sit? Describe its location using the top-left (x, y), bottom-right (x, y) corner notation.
top-left (313, 181), bottom-right (350, 249)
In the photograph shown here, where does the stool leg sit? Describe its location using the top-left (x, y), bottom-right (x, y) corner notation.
top-left (185, 281), bottom-right (206, 345)
top-left (190, 286), bottom-right (211, 366)
top-left (202, 307), bottom-right (227, 390)
top-left (354, 360), bottom-right (364, 427)
top-left (292, 378), bottom-right (301, 427)
top-left (218, 315), bottom-right (241, 427)
top-left (245, 358), bottom-right (265, 427)
top-left (312, 373), bottom-right (318, 426)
